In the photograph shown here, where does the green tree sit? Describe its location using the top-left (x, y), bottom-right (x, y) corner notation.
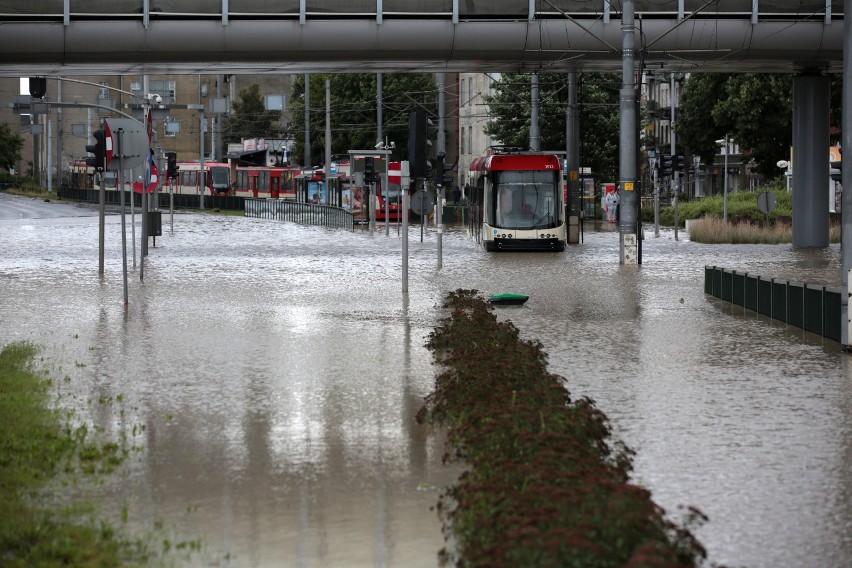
top-left (0, 123), bottom-right (24, 172)
top-left (221, 83), bottom-right (284, 146)
top-left (677, 73), bottom-right (842, 178)
top-left (676, 73), bottom-right (731, 166)
top-left (482, 73), bottom-right (621, 182)
top-left (289, 73), bottom-right (436, 169)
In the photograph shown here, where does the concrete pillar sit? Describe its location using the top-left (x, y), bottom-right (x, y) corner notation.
top-left (792, 73), bottom-right (830, 248)
top-left (842, 0), bottom-right (852, 286)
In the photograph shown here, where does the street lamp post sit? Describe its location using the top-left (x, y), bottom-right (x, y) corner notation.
top-left (716, 135), bottom-right (729, 222)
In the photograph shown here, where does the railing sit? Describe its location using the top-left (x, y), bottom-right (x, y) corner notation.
top-left (245, 198), bottom-right (354, 231)
top-left (704, 266), bottom-right (842, 343)
top-left (58, 186), bottom-right (245, 210)
top-left (0, 1), bottom-right (841, 20)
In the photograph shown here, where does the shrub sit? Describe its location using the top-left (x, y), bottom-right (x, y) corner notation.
top-left (419, 290), bottom-right (707, 567)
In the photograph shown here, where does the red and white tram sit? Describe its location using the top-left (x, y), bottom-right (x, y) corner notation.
top-left (467, 147), bottom-right (566, 252)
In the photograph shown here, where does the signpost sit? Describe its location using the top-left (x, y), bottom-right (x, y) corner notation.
top-left (757, 190), bottom-right (777, 226)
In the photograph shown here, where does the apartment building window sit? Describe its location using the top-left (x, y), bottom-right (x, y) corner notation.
top-left (98, 82), bottom-right (109, 99)
top-left (460, 127), bottom-right (466, 157)
top-left (468, 80), bottom-right (473, 104)
top-left (164, 117), bottom-right (179, 137)
top-left (468, 126), bottom-right (473, 154)
top-left (130, 81), bottom-right (142, 100)
top-left (461, 79), bottom-right (466, 106)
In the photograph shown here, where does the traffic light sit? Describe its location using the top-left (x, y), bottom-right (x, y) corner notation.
top-left (408, 111), bottom-right (431, 178)
top-left (364, 156), bottom-right (375, 183)
top-left (673, 153), bottom-right (686, 175)
top-left (85, 129), bottom-right (107, 172)
top-left (659, 153), bottom-right (673, 177)
top-left (434, 150), bottom-right (454, 187)
top-left (165, 151), bottom-right (178, 179)
top-left (29, 77), bottom-right (46, 99)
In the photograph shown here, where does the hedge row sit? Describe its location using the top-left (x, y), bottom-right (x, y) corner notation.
top-left (417, 290), bottom-right (708, 567)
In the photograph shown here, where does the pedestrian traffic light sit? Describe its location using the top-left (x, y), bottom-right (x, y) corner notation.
top-left (659, 153), bottom-right (673, 177)
top-left (408, 111), bottom-right (432, 178)
top-left (165, 151), bottom-right (178, 179)
top-left (85, 129), bottom-right (107, 172)
top-left (364, 156), bottom-right (375, 183)
top-left (435, 150), bottom-right (454, 187)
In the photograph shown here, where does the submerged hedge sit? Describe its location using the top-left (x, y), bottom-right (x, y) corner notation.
top-left (417, 290), bottom-right (707, 567)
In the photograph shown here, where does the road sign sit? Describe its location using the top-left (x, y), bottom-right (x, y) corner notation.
top-left (410, 190), bottom-right (433, 216)
top-left (757, 191), bottom-right (776, 214)
top-left (104, 117), bottom-right (148, 170)
top-left (103, 121), bottom-right (113, 168)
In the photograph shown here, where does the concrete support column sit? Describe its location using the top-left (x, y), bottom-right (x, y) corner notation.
top-left (842, 0), bottom-right (852, 286)
top-left (792, 73), bottom-right (830, 248)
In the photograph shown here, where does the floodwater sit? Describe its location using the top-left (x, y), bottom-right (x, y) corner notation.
top-left (0, 195), bottom-right (850, 568)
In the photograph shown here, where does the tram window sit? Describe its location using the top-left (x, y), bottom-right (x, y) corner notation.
top-left (494, 170), bottom-right (560, 229)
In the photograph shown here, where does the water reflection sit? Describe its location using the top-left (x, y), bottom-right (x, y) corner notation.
top-left (0, 207), bottom-right (849, 567)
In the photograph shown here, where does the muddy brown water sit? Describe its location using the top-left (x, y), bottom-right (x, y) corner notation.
top-left (1, 198), bottom-right (849, 567)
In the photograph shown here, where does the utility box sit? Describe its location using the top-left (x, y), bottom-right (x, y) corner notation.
top-left (147, 210), bottom-right (162, 237)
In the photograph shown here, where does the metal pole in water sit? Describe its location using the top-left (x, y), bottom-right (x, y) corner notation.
top-left (130, 167), bottom-right (136, 268)
top-left (117, 130), bottom-right (129, 306)
top-left (671, 73), bottom-right (678, 242)
top-left (385, 145), bottom-right (390, 237)
top-left (99, 169), bottom-right (105, 275)
top-left (402, 180), bottom-right (410, 293)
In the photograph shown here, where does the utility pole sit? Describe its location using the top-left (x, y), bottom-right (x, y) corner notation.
top-left (671, 73), bottom-right (678, 241)
top-left (618, 0), bottom-right (639, 264)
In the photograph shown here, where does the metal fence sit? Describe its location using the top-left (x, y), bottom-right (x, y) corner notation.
top-left (59, 186), bottom-right (245, 210)
top-left (704, 265), bottom-right (842, 343)
top-left (245, 198), bottom-right (354, 231)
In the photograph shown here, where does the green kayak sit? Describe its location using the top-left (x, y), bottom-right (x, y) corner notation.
top-left (488, 293), bottom-right (529, 306)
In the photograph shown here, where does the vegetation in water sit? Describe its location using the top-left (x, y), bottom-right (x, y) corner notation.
top-left (418, 290), bottom-right (709, 567)
top-left (0, 341), bottom-right (198, 567)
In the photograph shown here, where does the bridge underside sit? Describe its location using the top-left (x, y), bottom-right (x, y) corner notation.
top-left (0, 16), bottom-right (844, 76)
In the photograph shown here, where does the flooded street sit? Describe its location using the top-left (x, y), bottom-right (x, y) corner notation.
top-left (1, 194), bottom-right (850, 567)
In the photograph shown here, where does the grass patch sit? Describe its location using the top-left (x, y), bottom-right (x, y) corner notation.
top-left (418, 291), bottom-right (707, 566)
top-left (688, 216), bottom-right (841, 244)
top-left (0, 341), bottom-right (153, 567)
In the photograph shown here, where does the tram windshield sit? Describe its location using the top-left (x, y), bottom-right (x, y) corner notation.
top-left (493, 170), bottom-right (561, 229)
top-left (209, 166), bottom-right (231, 191)
top-left (383, 183), bottom-right (402, 202)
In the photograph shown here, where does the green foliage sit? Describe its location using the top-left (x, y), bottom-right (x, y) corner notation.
top-left (484, 73), bottom-right (621, 181)
top-left (419, 291), bottom-right (707, 567)
top-left (0, 122), bottom-right (24, 171)
top-left (644, 180), bottom-right (793, 227)
top-left (677, 73), bottom-right (843, 178)
top-left (0, 342), bottom-right (153, 566)
top-left (221, 83), bottom-right (285, 145)
top-left (288, 73), bottom-right (437, 169)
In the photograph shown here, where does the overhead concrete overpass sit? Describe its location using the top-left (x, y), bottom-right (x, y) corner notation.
top-left (0, 1), bottom-right (845, 76)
